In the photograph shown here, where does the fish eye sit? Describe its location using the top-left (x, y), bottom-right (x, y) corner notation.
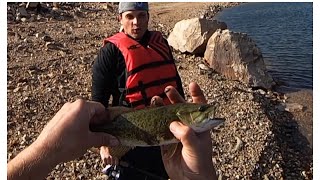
top-left (198, 105), bottom-right (208, 112)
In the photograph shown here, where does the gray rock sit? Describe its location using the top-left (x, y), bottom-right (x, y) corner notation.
top-left (275, 104), bottom-right (285, 112)
top-left (29, 16), bottom-right (35, 22)
top-left (13, 87), bottom-right (20, 93)
top-left (42, 35), bottom-right (53, 42)
top-left (35, 33), bottom-right (44, 38)
top-left (26, 2), bottom-right (40, 9)
top-left (102, 3), bottom-right (113, 11)
top-left (18, 7), bottom-right (29, 17)
top-left (231, 136), bottom-right (243, 153)
top-left (198, 63), bottom-right (211, 71)
top-left (52, 2), bottom-right (59, 8)
top-left (204, 29), bottom-right (274, 89)
top-left (168, 18), bottom-right (227, 55)
top-left (20, 18), bottom-right (27, 23)
top-left (45, 42), bottom-right (66, 51)
top-left (284, 103), bottom-right (304, 112)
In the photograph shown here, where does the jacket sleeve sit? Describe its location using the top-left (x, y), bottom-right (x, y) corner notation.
top-left (91, 43), bottom-right (119, 107)
top-left (175, 73), bottom-right (185, 100)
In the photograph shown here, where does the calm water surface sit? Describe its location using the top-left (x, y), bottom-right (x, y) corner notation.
top-left (215, 2), bottom-right (313, 91)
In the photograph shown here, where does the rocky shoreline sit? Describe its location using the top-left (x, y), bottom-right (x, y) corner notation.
top-left (7, 2), bottom-right (312, 179)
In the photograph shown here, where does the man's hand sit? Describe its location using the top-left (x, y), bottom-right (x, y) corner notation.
top-left (161, 82), bottom-right (217, 180)
top-left (34, 100), bottom-right (121, 164)
top-left (8, 99), bottom-right (127, 180)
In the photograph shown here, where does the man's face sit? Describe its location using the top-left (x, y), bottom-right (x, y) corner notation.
top-left (119, 10), bottom-right (149, 40)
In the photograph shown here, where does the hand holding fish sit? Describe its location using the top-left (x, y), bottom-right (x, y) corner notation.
top-left (7, 100), bottom-right (122, 180)
top-left (161, 82), bottom-right (217, 180)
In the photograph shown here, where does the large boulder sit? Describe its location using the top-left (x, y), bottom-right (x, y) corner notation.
top-left (167, 18), bottom-right (227, 55)
top-left (204, 29), bottom-right (274, 89)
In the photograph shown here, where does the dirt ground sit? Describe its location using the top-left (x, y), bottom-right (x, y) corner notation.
top-left (7, 2), bottom-right (312, 179)
top-left (149, 2), bottom-right (223, 28)
top-left (286, 90), bottom-right (313, 146)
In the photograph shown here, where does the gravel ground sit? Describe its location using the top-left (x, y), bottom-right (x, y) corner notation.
top-left (7, 2), bottom-right (312, 179)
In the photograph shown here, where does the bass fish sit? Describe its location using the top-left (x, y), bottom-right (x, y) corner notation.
top-left (90, 103), bottom-right (224, 148)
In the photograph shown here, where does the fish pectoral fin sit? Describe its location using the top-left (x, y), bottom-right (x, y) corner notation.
top-left (109, 146), bottom-right (134, 159)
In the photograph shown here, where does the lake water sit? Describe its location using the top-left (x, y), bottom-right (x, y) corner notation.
top-left (215, 2), bottom-right (313, 92)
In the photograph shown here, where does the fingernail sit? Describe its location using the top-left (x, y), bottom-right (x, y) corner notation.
top-left (164, 87), bottom-right (171, 93)
top-left (151, 97), bottom-right (156, 104)
top-left (169, 121), bottom-right (182, 133)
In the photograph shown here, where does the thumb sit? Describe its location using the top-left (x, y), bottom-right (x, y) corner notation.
top-left (169, 121), bottom-right (187, 139)
top-left (89, 132), bottom-right (120, 148)
top-left (170, 121), bottom-right (197, 147)
top-left (170, 122), bottom-right (203, 163)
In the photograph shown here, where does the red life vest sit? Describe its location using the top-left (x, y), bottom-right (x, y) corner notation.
top-left (104, 31), bottom-right (179, 109)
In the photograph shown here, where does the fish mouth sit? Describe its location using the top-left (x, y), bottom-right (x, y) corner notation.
top-left (191, 118), bottom-right (225, 133)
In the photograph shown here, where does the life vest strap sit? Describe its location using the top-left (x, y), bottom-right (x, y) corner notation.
top-left (128, 91), bottom-right (168, 108)
top-left (138, 81), bottom-right (148, 106)
top-left (148, 31), bottom-right (172, 60)
top-left (148, 41), bottom-right (170, 60)
top-left (127, 60), bottom-right (175, 77)
top-left (126, 76), bottom-right (178, 94)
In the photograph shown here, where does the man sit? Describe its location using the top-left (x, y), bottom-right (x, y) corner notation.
top-left (7, 83), bottom-right (217, 180)
top-left (91, 2), bottom-right (185, 179)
